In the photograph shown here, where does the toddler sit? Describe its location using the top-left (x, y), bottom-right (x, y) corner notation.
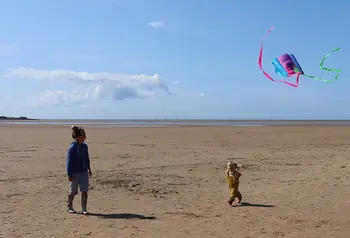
top-left (226, 161), bottom-right (242, 205)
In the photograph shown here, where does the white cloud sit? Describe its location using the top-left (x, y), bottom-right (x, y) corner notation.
top-left (6, 67), bottom-right (171, 107)
top-left (26, 90), bottom-right (92, 107)
top-left (149, 21), bottom-right (165, 29)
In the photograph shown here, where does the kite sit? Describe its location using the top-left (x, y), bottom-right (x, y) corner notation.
top-left (258, 26), bottom-right (342, 87)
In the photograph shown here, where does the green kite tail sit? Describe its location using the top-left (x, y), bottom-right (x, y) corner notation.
top-left (303, 48), bottom-right (342, 83)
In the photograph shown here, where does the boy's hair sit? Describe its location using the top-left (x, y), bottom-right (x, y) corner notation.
top-left (71, 125), bottom-right (86, 139)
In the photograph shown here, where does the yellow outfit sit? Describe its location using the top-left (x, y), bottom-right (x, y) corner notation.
top-left (226, 170), bottom-right (242, 202)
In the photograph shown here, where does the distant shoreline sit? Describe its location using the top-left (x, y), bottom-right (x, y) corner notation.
top-left (2, 118), bottom-right (350, 127)
top-left (17, 118), bottom-right (350, 121)
top-left (0, 116), bottom-right (37, 121)
top-left (3, 117), bottom-right (350, 121)
top-left (1, 117), bottom-right (350, 122)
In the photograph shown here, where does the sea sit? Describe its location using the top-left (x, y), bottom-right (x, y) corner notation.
top-left (1, 119), bottom-right (350, 128)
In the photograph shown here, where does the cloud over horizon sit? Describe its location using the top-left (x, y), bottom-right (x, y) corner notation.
top-left (5, 67), bottom-right (171, 107)
top-left (148, 21), bottom-right (165, 29)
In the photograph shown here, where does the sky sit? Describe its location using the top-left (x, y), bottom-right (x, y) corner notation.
top-left (0, 0), bottom-right (350, 119)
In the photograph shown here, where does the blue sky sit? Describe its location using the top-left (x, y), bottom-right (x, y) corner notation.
top-left (0, 0), bottom-right (349, 119)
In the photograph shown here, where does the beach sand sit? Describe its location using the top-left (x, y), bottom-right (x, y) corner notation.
top-left (0, 125), bottom-right (349, 238)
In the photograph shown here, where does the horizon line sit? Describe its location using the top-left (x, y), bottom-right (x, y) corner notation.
top-left (23, 118), bottom-right (350, 121)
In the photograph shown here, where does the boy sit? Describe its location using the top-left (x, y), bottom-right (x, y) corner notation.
top-left (66, 126), bottom-right (92, 215)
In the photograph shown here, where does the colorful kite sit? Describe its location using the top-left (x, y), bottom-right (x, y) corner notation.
top-left (258, 26), bottom-right (342, 87)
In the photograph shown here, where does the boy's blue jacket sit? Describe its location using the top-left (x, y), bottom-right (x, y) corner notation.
top-left (66, 141), bottom-right (90, 177)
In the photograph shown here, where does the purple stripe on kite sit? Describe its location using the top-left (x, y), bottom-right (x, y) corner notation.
top-left (289, 54), bottom-right (304, 74)
top-left (278, 54), bottom-right (296, 77)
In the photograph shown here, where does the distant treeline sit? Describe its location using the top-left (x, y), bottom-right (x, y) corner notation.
top-left (0, 116), bottom-right (36, 120)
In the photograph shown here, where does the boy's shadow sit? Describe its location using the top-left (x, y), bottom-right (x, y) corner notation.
top-left (234, 202), bottom-right (274, 208)
top-left (89, 212), bottom-right (156, 220)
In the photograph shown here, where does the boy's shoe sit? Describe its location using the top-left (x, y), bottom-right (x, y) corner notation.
top-left (82, 210), bottom-right (90, 215)
top-left (66, 207), bottom-right (76, 213)
top-left (228, 200), bottom-right (233, 205)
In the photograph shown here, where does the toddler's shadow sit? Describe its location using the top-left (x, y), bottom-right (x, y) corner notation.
top-left (233, 202), bottom-right (274, 208)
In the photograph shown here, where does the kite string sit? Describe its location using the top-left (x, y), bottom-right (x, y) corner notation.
top-left (258, 26), bottom-right (300, 87)
top-left (303, 48), bottom-right (342, 82)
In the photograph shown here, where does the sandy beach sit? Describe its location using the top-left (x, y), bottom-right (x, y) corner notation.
top-left (0, 124), bottom-right (349, 238)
